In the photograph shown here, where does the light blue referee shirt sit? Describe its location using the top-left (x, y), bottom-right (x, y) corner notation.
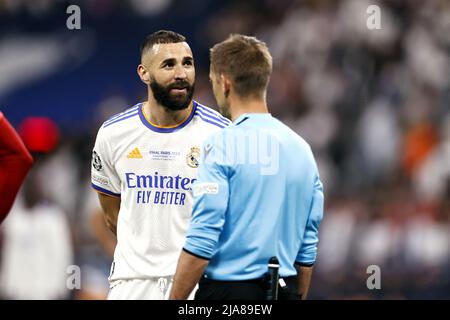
top-left (184, 113), bottom-right (324, 280)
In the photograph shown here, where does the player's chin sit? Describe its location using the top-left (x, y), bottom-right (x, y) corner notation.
top-left (167, 98), bottom-right (191, 110)
top-left (170, 94), bottom-right (188, 103)
top-left (169, 93), bottom-right (189, 105)
top-left (170, 92), bottom-right (190, 102)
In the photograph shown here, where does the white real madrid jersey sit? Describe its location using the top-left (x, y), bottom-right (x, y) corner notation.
top-left (91, 101), bottom-right (230, 281)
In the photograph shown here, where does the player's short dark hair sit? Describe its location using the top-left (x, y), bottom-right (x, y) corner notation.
top-left (210, 34), bottom-right (273, 99)
top-left (140, 30), bottom-right (186, 59)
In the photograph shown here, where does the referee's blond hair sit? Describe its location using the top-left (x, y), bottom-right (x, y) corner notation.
top-left (210, 34), bottom-right (273, 99)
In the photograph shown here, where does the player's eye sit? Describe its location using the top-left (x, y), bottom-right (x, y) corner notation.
top-left (183, 60), bottom-right (193, 66)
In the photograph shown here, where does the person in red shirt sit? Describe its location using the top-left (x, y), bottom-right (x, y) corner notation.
top-left (0, 112), bottom-right (33, 223)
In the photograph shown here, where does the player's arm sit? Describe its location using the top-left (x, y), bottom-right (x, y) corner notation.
top-left (0, 112), bottom-right (33, 223)
top-left (96, 192), bottom-right (120, 236)
top-left (170, 134), bottom-right (230, 300)
top-left (91, 126), bottom-right (121, 236)
top-left (170, 249), bottom-right (209, 300)
top-left (295, 174), bottom-right (324, 299)
top-left (90, 206), bottom-right (117, 255)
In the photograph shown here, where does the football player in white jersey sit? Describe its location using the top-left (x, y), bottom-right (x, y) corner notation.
top-left (91, 30), bottom-right (231, 300)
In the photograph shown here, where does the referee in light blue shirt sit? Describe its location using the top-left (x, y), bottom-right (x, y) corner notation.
top-left (170, 34), bottom-right (324, 300)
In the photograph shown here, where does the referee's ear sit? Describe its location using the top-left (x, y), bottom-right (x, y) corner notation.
top-left (221, 74), bottom-right (231, 98)
top-left (137, 64), bottom-right (150, 84)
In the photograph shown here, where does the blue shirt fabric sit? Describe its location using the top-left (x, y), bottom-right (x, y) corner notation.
top-left (184, 113), bottom-right (324, 280)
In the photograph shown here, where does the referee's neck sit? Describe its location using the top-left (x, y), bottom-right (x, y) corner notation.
top-left (230, 99), bottom-right (269, 122)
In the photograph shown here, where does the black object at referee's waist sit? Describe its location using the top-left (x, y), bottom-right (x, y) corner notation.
top-left (200, 275), bottom-right (296, 284)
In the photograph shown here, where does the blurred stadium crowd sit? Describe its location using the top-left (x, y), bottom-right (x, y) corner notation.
top-left (1, 0), bottom-right (450, 299)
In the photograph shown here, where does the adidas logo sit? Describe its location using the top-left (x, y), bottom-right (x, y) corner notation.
top-left (127, 147), bottom-right (143, 159)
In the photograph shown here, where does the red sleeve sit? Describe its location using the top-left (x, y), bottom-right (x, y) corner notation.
top-left (0, 113), bottom-right (33, 223)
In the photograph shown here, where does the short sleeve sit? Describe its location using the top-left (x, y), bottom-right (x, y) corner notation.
top-left (91, 127), bottom-right (121, 197)
top-left (184, 132), bottom-right (230, 259)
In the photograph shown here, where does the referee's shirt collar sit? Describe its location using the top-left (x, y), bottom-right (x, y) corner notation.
top-left (233, 113), bottom-right (272, 126)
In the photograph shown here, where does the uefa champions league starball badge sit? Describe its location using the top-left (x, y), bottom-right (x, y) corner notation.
top-left (186, 146), bottom-right (200, 168)
top-left (92, 151), bottom-right (103, 171)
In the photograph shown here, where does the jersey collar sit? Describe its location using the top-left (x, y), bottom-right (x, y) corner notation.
top-left (233, 113), bottom-right (272, 126)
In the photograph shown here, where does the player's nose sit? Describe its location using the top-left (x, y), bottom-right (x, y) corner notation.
top-left (174, 65), bottom-right (187, 80)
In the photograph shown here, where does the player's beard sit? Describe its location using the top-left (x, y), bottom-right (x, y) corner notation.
top-left (150, 77), bottom-right (194, 111)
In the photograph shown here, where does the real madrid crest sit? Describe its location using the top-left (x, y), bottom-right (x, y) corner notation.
top-left (186, 146), bottom-right (200, 168)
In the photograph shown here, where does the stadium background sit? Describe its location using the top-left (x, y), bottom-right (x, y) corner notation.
top-left (1, 0), bottom-right (450, 299)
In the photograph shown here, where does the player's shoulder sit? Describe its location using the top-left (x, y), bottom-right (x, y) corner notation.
top-left (193, 101), bottom-right (232, 129)
top-left (100, 103), bottom-right (142, 131)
